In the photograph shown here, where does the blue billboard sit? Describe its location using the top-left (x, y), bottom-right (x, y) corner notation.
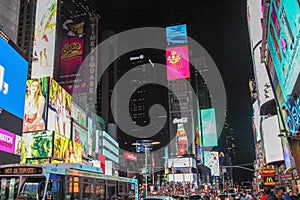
top-left (200, 108), bottom-right (218, 147)
top-left (166, 24), bottom-right (188, 45)
top-left (267, 0), bottom-right (300, 100)
top-left (0, 36), bottom-right (28, 134)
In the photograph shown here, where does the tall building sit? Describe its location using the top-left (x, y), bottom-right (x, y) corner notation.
top-left (0, 0), bottom-right (20, 43)
top-left (17, 0), bottom-right (37, 77)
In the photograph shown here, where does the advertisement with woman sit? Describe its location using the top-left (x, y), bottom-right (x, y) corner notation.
top-left (47, 78), bottom-right (72, 138)
top-left (23, 78), bottom-right (48, 133)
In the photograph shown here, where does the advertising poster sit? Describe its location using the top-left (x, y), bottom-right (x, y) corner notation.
top-left (21, 131), bottom-right (53, 164)
top-left (253, 100), bottom-right (261, 143)
top-left (0, 37), bottom-right (28, 135)
top-left (71, 102), bottom-right (86, 128)
top-left (204, 151), bottom-right (220, 176)
top-left (14, 135), bottom-right (22, 155)
top-left (0, 128), bottom-right (16, 154)
top-left (47, 78), bottom-right (72, 138)
top-left (166, 24), bottom-right (188, 45)
top-left (54, 132), bottom-right (82, 163)
top-left (23, 77), bottom-right (49, 133)
top-left (31, 0), bottom-right (58, 78)
top-left (88, 117), bottom-right (93, 156)
top-left (262, 115), bottom-right (284, 164)
top-left (166, 46), bottom-right (190, 80)
top-left (169, 111), bottom-right (195, 157)
top-left (268, 0), bottom-right (300, 100)
top-left (200, 108), bottom-right (218, 147)
top-left (72, 122), bottom-right (88, 157)
top-left (58, 16), bottom-right (87, 94)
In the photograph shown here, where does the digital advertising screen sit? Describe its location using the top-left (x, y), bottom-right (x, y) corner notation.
top-left (54, 132), bottom-right (82, 163)
top-left (166, 46), bottom-right (190, 80)
top-left (0, 128), bottom-right (16, 154)
top-left (262, 115), bottom-right (284, 164)
top-left (14, 135), bottom-right (22, 156)
top-left (31, 0), bottom-right (58, 78)
top-left (166, 24), bottom-right (188, 45)
top-left (253, 100), bottom-right (261, 143)
top-left (47, 78), bottom-right (72, 138)
top-left (23, 77), bottom-right (49, 133)
top-left (200, 108), bottom-right (218, 147)
top-left (169, 111), bottom-right (195, 157)
top-left (71, 102), bottom-right (86, 128)
top-left (21, 131), bottom-right (53, 164)
top-left (203, 151), bottom-right (220, 176)
top-left (58, 16), bottom-right (88, 94)
top-left (0, 36), bottom-right (28, 135)
top-left (72, 122), bottom-right (88, 157)
top-left (267, 0), bottom-right (300, 100)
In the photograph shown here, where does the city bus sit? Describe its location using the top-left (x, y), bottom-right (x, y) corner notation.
top-left (0, 163), bottom-right (138, 200)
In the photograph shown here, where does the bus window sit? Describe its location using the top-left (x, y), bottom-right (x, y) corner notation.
top-left (0, 177), bottom-right (19, 200)
top-left (83, 178), bottom-right (95, 200)
top-left (46, 180), bottom-right (61, 200)
top-left (107, 180), bottom-right (116, 199)
top-left (66, 176), bottom-right (80, 200)
top-left (95, 179), bottom-right (105, 200)
top-left (19, 178), bottom-right (46, 200)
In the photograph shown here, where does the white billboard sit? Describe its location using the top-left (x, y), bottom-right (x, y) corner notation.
top-left (262, 115), bottom-right (284, 164)
top-left (253, 100), bottom-right (261, 142)
top-left (31, 0), bottom-right (58, 78)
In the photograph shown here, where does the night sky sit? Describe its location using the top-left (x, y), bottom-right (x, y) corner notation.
top-left (93, 0), bottom-right (255, 183)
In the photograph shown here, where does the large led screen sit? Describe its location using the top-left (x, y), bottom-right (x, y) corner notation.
top-left (31, 0), bottom-right (58, 78)
top-left (0, 128), bottom-right (16, 154)
top-left (267, 0), bottom-right (300, 100)
top-left (47, 78), bottom-right (72, 138)
top-left (54, 132), bottom-right (82, 163)
top-left (262, 115), bottom-right (284, 164)
top-left (72, 122), bottom-right (88, 157)
top-left (71, 102), bottom-right (86, 128)
top-left (0, 37), bottom-right (28, 134)
top-left (169, 111), bottom-right (195, 157)
top-left (166, 24), bottom-right (188, 45)
top-left (204, 151), bottom-right (220, 176)
top-left (200, 108), bottom-right (218, 147)
top-left (21, 131), bottom-right (53, 164)
top-left (166, 46), bottom-right (190, 80)
top-left (253, 100), bottom-right (261, 143)
top-left (23, 77), bottom-right (49, 133)
top-left (58, 16), bottom-right (88, 94)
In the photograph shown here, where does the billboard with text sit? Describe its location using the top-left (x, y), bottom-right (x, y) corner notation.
top-left (166, 46), bottom-right (190, 80)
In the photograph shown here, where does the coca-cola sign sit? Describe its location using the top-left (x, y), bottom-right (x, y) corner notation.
top-left (173, 117), bottom-right (188, 124)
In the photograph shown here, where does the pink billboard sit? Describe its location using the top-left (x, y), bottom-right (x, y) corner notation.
top-left (166, 46), bottom-right (190, 80)
top-left (0, 128), bottom-right (16, 154)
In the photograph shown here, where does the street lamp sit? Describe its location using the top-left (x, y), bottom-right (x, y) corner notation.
top-left (132, 141), bottom-right (160, 197)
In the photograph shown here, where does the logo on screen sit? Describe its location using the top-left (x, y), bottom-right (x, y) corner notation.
top-left (0, 65), bottom-right (9, 95)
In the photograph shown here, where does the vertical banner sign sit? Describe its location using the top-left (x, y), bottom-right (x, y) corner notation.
top-left (59, 16), bottom-right (87, 94)
top-left (166, 46), bottom-right (190, 80)
top-left (200, 108), bottom-right (218, 147)
top-left (87, 16), bottom-right (98, 105)
top-left (31, 0), bottom-right (58, 78)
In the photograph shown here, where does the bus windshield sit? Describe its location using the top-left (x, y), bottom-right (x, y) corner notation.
top-left (19, 178), bottom-right (46, 200)
top-left (0, 177), bottom-right (19, 199)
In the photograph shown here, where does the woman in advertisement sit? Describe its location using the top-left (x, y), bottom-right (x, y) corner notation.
top-left (23, 79), bottom-right (46, 132)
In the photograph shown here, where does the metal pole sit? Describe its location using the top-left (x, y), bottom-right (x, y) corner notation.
top-left (145, 146), bottom-right (148, 197)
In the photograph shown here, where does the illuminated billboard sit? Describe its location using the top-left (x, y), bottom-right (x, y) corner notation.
top-left (47, 78), bottom-right (72, 138)
top-left (71, 102), bottom-right (86, 128)
top-left (166, 24), bottom-right (187, 45)
top-left (0, 36), bottom-right (28, 135)
top-left (253, 100), bottom-right (261, 142)
top-left (72, 122), bottom-right (88, 157)
top-left (267, 0), bottom-right (300, 100)
top-left (0, 128), bottom-right (16, 154)
top-left (31, 0), bottom-right (58, 78)
top-left (200, 108), bottom-right (218, 147)
top-left (58, 16), bottom-right (87, 94)
top-left (23, 77), bottom-right (49, 133)
top-left (262, 115), bottom-right (284, 164)
top-left (21, 131), bottom-right (53, 163)
top-left (204, 151), bottom-right (220, 176)
top-left (169, 111), bottom-right (195, 157)
top-left (54, 132), bottom-right (82, 163)
top-left (166, 46), bottom-right (190, 80)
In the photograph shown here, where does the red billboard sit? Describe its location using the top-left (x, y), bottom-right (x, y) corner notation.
top-left (124, 152), bottom-right (137, 162)
top-left (166, 46), bottom-right (190, 80)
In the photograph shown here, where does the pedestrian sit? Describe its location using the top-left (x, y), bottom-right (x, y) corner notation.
top-left (267, 188), bottom-right (283, 200)
top-left (280, 187), bottom-right (292, 200)
top-left (261, 188), bottom-right (271, 200)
